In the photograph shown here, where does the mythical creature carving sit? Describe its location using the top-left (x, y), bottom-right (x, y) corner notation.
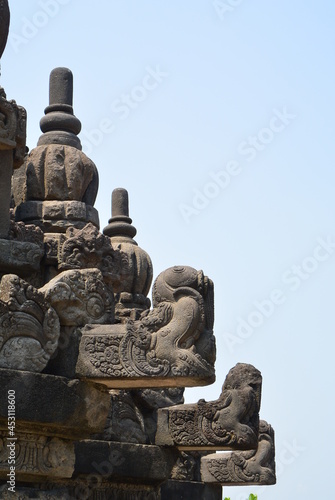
top-left (41, 268), bottom-right (114, 327)
top-left (156, 363), bottom-right (261, 450)
top-left (201, 420), bottom-right (276, 485)
top-left (76, 266), bottom-right (216, 387)
top-left (58, 223), bottom-right (128, 290)
top-left (0, 274), bottom-right (60, 371)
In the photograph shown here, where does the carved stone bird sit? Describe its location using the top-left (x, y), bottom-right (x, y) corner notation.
top-left (0, 0), bottom-right (10, 60)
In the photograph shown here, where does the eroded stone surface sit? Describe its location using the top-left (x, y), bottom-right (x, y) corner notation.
top-left (155, 364), bottom-right (261, 450)
top-left (74, 441), bottom-right (178, 484)
top-left (0, 369), bottom-right (110, 438)
top-left (0, 432), bottom-right (75, 480)
top-left (161, 480), bottom-right (222, 500)
top-left (200, 421), bottom-right (276, 485)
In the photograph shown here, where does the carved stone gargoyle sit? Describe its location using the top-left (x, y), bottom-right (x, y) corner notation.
top-left (75, 265), bottom-right (216, 388)
top-left (155, 363), bottom-right (261, 450)
top-left (200, 420), bottom-right (276, 485)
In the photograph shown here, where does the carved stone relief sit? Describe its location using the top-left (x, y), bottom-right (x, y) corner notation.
top-left (41, 268), bottom-right (114, 327)
top-left (156, 364), bottom-right (261, 450)
top-left (201, 420), bottom-right (276, 485)
top-left (0, 432), bottom-right (75, 478)
top-left (0, 274), bottom-right (60, 371)
top-left (76, 266), bottom-right (216, 388)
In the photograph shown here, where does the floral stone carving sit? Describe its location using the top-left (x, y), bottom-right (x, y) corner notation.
top-left (155, 363), bottom-right (261, 450)
top-left (0, 274), bottom-right (60, 371)
top-left (200, 420), bottom-right (276, 485)
top-left (75, 266), bottom-right (216, 388)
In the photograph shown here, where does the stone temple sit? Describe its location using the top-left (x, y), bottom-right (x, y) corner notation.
top-left (0, 2), bottom-right (276, 498)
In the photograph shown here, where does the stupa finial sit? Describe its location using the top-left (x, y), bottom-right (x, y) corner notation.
top-left (104, 188), bottom-right (137, 240)
top-left (38, 67), bottom-right (82, 149)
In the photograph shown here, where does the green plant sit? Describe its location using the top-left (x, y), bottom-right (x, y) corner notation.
top-left (224, 495), bottom-right (257, 500)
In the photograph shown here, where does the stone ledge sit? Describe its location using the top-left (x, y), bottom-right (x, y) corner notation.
top-left (15, 200), bottom-right (99, 232)
top-left (0, 368), bottom-right (110, 438)
top-left (74, 440), bottom-right (178, 484)
top-left (160, 480), bottom-right (222, 500)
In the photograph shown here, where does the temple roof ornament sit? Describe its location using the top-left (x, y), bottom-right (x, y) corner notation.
top-left (38, 67), bottom-right (82, 150)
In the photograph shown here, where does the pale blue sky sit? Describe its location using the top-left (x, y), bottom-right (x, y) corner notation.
top-left (3, 1), bottom-right (335, 498)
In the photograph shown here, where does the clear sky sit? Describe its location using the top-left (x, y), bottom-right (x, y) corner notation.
top-left (2, 1), bottom-right (335, 498)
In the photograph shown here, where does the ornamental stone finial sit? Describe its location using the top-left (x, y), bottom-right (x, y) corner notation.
top-left (103, 188), bottom-right (153, 319)
top-left (38, 67), bottom-right (82, 150)
top-left (13, 67), bottom-right (99, 233)
top-left (104, 188), bottom-right (137, 240)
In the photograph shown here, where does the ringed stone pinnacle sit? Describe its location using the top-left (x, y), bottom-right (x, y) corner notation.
top-left (103, 188), bottom-right (137, 240)
top-left (38, 67), bottom-right (82, 150)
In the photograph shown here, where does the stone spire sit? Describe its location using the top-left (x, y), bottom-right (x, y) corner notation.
top-left (104, 188), bottom-right (137, 241)
top-left (38, 67), bottom-right (82, 150)
top-left (104, 188), bottom-right (153, 319)
top-left (13, 67), bottom-right (99, 233)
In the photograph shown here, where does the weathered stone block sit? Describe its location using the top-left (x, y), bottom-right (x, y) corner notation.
top-left (43, 201), bottom-right (65, 219)
top-left (0, 369), bottom-right (110, 438)
top-left (0, 239), bottom-right (43, 274)
top-left (65, 200), bottom-right (86, 219)
top-left (14, 200), bottom-right (43, 222)
top-left (74, 440), bottom-right (178, 484)
top-left (0, 431), bottom-right (75, 480)
top-left (160, 480), bottom-right (222, 500)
